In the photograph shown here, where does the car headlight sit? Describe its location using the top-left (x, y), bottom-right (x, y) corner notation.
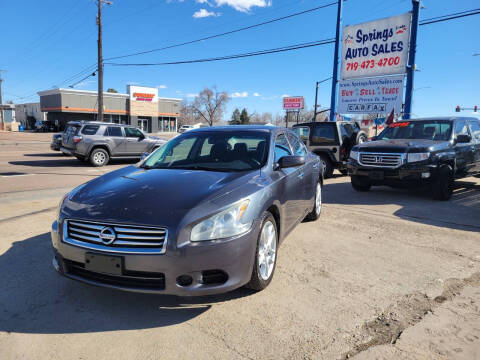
top-left (350, 150), bottom-right (359, 161)
top-left (407, 152), bottom-right (430, 163)
top-left (191, 200), bottom-right (252, 242)
top-left (57, 193), bottom-right (69, 217)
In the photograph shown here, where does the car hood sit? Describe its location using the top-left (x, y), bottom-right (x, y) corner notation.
top-left (62, 166), bottom-right (258, 227)
top-left (357, 139), bottom-right (450, 153)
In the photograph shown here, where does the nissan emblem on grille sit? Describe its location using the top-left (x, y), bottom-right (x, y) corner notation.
top-left (99, 227), bottom-right (116, 245)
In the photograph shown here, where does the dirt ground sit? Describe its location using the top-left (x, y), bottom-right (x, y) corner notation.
top-left (0, 131), bottom-right (479, 360)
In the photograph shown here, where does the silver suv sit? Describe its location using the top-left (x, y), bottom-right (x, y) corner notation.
top-left (60, 121), bottom-right (167, 166)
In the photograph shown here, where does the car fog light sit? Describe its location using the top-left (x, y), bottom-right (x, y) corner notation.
top-left (177, 275), bottom-right (193, 287)
top-left (422, 172), bottom-right (430, 178)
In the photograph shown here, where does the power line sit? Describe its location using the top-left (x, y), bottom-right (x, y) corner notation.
top-left (419, 8), bottom-right (480, 25)
top-left (69, 70), bottom-right (97, 88)
top-left (105, 38), bottom-right (335, 67)
top-left (105, 1), bottom-right (338, 61)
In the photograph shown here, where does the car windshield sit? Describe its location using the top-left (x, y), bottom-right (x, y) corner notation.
top-left (142, 131), bottom-right (269, 172)
top-left (377, 120), bottom-right (453, 141)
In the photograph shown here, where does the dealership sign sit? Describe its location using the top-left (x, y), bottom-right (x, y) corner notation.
top-left (128, 85), bottom-right (158, 103)
top-left (341, 13), bottom-right (411, 80)
top-left (283, 96), bottom-right (304, 110)
top-left (337, 75), bottom-right (404, 114)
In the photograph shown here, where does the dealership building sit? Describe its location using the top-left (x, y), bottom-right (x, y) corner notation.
top-left (37, 85), bottom-right (181, 133)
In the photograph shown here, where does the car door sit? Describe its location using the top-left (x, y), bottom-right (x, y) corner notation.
top-left (104, 126), bottom-right (125, 156)
top-left (274, 132), bottom-right (305, 230)
top-left (468, 120), bottom-right (480, 173)
top-left (124, 127), bottom-right (148, 155)
top-left (287, 131), bottom-right (312, 212)
top-left (454, 120), bottom-right (475, 174)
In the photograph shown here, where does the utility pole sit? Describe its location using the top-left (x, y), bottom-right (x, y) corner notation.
top-left (314, 77), bottom-right (332, 122)
top-left (329, 0), bottom-right (343, 122)
top-left (0, 70), bottom-right (5, 131)
top-left (97, 0), bottom-right (112, 122)
top-left (403, 0), bottom-right (420, 119)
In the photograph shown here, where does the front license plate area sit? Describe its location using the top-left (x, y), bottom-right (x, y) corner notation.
top-left (369, 171), bottom-right (384, 180)
top-left (85, 253), bottom-right (122, 275)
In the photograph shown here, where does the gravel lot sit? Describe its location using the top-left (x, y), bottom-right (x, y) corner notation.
top-left (1, 131), bottom-right (479, 360)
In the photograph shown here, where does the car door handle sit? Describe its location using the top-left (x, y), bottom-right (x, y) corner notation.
top-left (298, 172), bottom-right (304, 179)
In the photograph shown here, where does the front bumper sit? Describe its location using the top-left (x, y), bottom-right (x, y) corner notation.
top-left (51, 219), bottom-right (259, 296)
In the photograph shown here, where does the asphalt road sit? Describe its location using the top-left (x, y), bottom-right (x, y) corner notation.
top-left (1, 132), bottom-right (479, 360)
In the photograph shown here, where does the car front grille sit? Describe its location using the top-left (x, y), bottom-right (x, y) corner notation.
top-left (359, 153), bottom-right (404, 168)
top-left (63, 219), bottom-right (167, 254)
top-left (64, 260), bottom-right (166, 290)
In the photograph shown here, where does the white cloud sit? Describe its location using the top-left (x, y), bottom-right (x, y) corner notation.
top-left (281, 94), bottom-right (290, 98)
top-left (231, 91), bottom-right (248, 98)
top-left (196, 0), bottom-right (212, 4)
top-left (186, 93), bottom-right (198, 98)
top-left (193, 8), bottom-right (221, 18)
top-left (253, 92), bottom-right (260, 97)
top-left (214, 0), bottom-right (271, 12)
top-left (156, 85), bottom-right (167, 89)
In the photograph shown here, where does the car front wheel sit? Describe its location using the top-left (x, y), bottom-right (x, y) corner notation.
top-left (245, 212), bottom-right (278, 291)
top-left (432, 166), bottom-right (454, 200)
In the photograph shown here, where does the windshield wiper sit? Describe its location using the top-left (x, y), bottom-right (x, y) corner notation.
top-left (171, 165), bottom-right (237, 172)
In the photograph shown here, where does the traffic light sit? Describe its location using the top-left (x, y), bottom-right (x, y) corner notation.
top-left (455, 106), bottom-right (461, 112)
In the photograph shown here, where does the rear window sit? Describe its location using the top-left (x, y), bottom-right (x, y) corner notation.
top-left (104, 126), bottom-right (123, 137)
top-left (81, 125), bottom-right (100, 135)
top-left (311, 123), bottom-right (337, 146)
top-left (64, 125), bottom-right (80, 136)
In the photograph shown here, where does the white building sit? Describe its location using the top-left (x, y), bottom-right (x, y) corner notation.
top-left (15, 103), bottom-right (45, 129)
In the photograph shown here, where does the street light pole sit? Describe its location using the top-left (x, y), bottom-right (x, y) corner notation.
top-left (329, 0), bottom-right (343, 122)
top-left (403, 0), bottom-right (420, 119)
top-left (314, 82), bottom-right (319, 122)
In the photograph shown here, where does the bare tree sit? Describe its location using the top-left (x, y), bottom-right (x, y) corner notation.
top-left (260, 112), bottom-right (273, 124)
top-left (192, 87), bottom-right (229, 126)
top-left (178, 100), bottom-right (198, 126)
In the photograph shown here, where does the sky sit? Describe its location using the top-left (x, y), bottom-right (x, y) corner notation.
top-left (1, 0), bottom-right (479, 120)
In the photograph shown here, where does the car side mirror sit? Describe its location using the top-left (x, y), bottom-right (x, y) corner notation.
top-left (456, 134), bottom-right (471, 144)
top-left (140, 152), bottom-right (150, 160)
top-left (276, 155), bottom-right (305, 169)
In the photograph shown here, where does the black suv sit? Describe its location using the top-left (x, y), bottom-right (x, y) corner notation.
top-left (61, 121), bottom-right (167, 166)
top-left (348, 117), bottom-right (480, 200)
top-left (292, 121), bottom-right (367, 178)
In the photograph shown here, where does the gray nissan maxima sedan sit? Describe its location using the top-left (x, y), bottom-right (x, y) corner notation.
top-left (51, 126), bottom-right (323, 295)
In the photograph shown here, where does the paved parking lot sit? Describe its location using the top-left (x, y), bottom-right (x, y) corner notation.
top-left (1, 132), bottom-right (479, 359)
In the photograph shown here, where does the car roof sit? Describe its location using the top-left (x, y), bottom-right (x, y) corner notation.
top-left (66, 121), bottom-right (130, 127)
top-left (188, 125), bottom-right (281, 133)
top-left (396, 117), bottom-right (478, 122)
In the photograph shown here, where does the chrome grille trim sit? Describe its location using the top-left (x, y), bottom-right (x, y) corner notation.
top-left (63, 219), bottom-right (168, 254)
top-left (359, 152), bottom-right (405, 168)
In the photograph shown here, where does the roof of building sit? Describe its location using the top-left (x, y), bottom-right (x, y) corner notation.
top-left (37, 88), bottom-right (182, 102)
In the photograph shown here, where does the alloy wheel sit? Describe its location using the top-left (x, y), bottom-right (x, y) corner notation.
top-left (315, 182), bottom-right (322, 215)
top-left (93, 152), bottom-right (106, 165)
top-left (258, 220), bottom-right (277, 281)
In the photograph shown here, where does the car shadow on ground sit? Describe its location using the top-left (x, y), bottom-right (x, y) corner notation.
top-left (9, 158), bottom-right (138, 167)
top-left (323, 178), bottom-right (480, 232)
top-left (24, 153), bottom-right (69, 157)
top-left (0, 233), bottom-right (254, 334)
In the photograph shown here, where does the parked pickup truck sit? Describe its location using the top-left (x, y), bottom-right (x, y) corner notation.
top-left (61, 121), bottom-right (167, 166)
top-left (292, 121), bottom-right (368, 178)
top-left (347, 117), bottom-right (480, 200)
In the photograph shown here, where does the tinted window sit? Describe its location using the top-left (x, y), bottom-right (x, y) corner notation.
top-left (125, 127), bottom-right (144, 138)
top-left (81, 125), bottom-right (100, 135)
top-left (455, 121), bottom-right (471, 137)
top-left (104, 126), bottom-right (123, 137)
top-left (469, 121), bottom-right (480, 140)
top-left (311, 124), bottom-right (337, 145)
top-left (378, 120), bottom-right (453, 141)
top-left (275, 133), bottom-right (292, 162)
top-left (64, 125), bottom-right (79, 136)
top-left (287, 132), bottom-right (306, 156)
top-left (292, 126), bottom-right (310, 143)
top-left (340, 123), bottom-right (354, 138)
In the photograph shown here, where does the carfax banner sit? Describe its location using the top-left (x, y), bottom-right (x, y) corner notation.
top-left (340, 13), bottom-right (412, 80)
top-left (337, 75), bottom-right (404, 114)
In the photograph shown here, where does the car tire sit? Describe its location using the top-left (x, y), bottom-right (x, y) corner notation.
top-left (432, 165), bottom-right (454, 201)
top-left (89, 148), bottom-right (110, 167)
top-left (305, 181), bottom-right (322, 221)
top-left (356, 132), bottom-right (368, 144)
top-left (319, 154), bottom-right (334, 179)
top-left (351, 175), bottom-right (371, 192)
top-left (245, 212), bottom-right (278, 291)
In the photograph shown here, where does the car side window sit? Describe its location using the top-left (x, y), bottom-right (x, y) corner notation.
top-left (125, 127), bottom-right (144, 138)
top-left (468, 121), bottom-right (480, 140)
top-left (454, 121), bottom-right (471, 137)
top-left (104, 126), bottom-right (123, 137)
top-left (287, 132), bottom-right (306, 156)
top-left (81, 125), bottom-right (100, 135)
top-left (274, 133), bottom-right (292, 163)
